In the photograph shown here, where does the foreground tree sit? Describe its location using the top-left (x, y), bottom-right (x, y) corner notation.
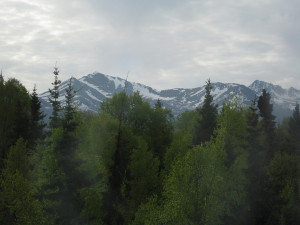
top-left (245, 97), bottom-right (268, 225)
top-left (0, 138), bottom-right (50, 225)
top-left (133, 102), bottom-right (247, 225)
top-left (0, 78), bottom-right (31, 168)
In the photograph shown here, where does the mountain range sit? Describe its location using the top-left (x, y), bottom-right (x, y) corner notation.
top-left (40, 72), bottom-right (300, 122)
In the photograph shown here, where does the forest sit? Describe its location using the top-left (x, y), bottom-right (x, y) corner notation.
top-left (0, 68), bottom-right (300, 225)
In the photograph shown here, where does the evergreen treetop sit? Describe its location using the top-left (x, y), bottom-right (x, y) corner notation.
top-left (194, 78), bottom-right (218, 145)
top-left (48, 67), bottom-right (61, 129)
top-left (257, 89), bottom-right (276, 131)
top-left (30, 85), bottom-right (46, 147)
top-left (63, 78), bottom-right (78, 132)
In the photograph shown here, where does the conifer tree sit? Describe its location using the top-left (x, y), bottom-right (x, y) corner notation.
top-left (257, 89), bottom-right (276, 157)
top-left (155, 99), bottom-right (162, 108)
top-left (102, 90), bottom-right (128, 225)
top-left (14, 99), bottom-right (30, 141)
top-left (245, 97), bottom-right (268, 225)
top-left (52, 78), bottom-right (85, 224)
top-left (0, 70), bottom-right (3, 86)
top-left (29, 85), bottom-right (46, 148)
top-left (63, 78), bottom-right (78, 132)
top-left (48, 67), bottom-right (61, 129)
top-left (288, 103), bottom-right (300, 154)
top-left (194, 79), bottom-right (218, 145)
top-left (0, 78), bottom-right (31, 168)
top-left (258, 89), bottom-right (276, 132)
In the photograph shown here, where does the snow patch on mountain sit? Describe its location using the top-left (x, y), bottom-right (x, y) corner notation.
top-left (40, 73), bottom-right (300, 121)
top-left (106, 75), bottom-right (126, 89)
top-left (80, 78), bottom-right (110, 97)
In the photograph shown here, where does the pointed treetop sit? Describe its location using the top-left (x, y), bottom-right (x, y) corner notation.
top-left (0, 69), bottom-right (3, 85)
top-left (124, 71), bottom-right (130, 95)
top-left (155, 99), bottom-right (162, 108)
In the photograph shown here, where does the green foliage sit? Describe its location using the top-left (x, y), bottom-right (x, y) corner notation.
top-left (143, 125), bottom-right (227, 225)
top-left (38, 128), bottom-right (64, 220)
top-left (288, 103), bottom-right (300, 154)
top-left (163, 131), bottom-right (192, 172)
top-left (0, 78), bottom-right (31, 168)
top-left (266, 152), bottom-right (300, 224)
top-left (258, 89), bottom-right (276, 157)
top-left (0, 138), bottom-right (50, 225)
top-left (258, 89), bottom-right (276, 130)
top-left (176, 109), bottom-right (200, 134)
top-left (128, 139), bottom-right (160, 209)
top-left (63, 78), bottom-right (78, 132)
top-left (76, 113), bottom-right (119, 224)
top-left (2, 74), bottom-right (300, 225)
top-left (130, 195), bottom-right (162, 225)
top-left (29, 85), bottom-right (46, 148)
top-left (134, 104), bottom-right (248, 225)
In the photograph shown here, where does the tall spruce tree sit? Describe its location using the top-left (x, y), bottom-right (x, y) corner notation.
top-left (48, 67), bottom-right (61, 129)
top-left (53, 78), bottom-right (86, 224)
top-left (288, 103), bottom-right (300, 154)
top-left (102, 90), bottom-right (128, 225)
top-left (257, 89), bottom-right (276, 157)
top-left (194, 79), bottom-right (218, 145)
top-left (63, 78), bottom-right (78, 132)
top-left (29, 85), bottom-right (46, 148)
top-left (0, 70), bottom-right (3, 86)
top-left (258, 89), bottom-right (276, 132)
top-left (245, 97), bottom-right (268, 225)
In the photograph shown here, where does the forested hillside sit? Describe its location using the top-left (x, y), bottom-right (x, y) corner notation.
top-left (1, 70), bottom-right (300, 225)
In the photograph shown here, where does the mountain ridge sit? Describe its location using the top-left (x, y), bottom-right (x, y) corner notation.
top-left (40, 72), bottom-right (300, 121)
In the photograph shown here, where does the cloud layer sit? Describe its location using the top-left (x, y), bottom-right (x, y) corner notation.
top-left (1, 0), bottom-right (299, 92)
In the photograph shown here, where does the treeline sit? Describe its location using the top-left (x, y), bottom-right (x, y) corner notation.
top-left (0, 70), bottom-right (300, 225)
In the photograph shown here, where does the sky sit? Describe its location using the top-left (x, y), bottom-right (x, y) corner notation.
top-left (1, 0), bottom-right (300, 93)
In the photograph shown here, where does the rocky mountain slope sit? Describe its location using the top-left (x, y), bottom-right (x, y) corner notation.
top-left (40, 72), bottom-right (300, 121)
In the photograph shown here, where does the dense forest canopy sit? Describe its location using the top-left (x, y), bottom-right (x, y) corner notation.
top-left (0, 70), bottom-right (300, 225)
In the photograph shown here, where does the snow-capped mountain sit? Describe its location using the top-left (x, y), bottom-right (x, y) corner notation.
top-left (40, 72), bottom-right (300, 121)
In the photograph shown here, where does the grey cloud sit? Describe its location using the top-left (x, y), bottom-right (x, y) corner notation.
top-left (1, 0), bottom-right (299, 93)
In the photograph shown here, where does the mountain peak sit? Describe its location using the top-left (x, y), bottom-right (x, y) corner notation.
top-left (40, 73), bottom-right (300, 121)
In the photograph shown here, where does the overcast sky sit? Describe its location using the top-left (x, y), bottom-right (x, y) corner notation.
top-left (1, 0), bottom-right (300, 93)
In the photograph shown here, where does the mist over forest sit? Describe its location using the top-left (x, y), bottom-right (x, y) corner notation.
top-left (0, 69), bottom-right (300, 225)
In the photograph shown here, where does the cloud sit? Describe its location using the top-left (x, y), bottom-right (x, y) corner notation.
top-left (0, 0), bottom-right (299, 93)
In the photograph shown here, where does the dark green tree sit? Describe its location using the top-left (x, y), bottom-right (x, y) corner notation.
top-left (245, 97), bottom-right (268, 225)
top-left (194, 79), bottom-right (218, 145)
top-left (288, 103), bottom-right (300, 154)
top-left (62, 78), bottom-right (78, 133)
top-left (257, 89), bottom-right (276, 157)
top-left (258, 89), bottom-right (276, 131)
top-left (0, 70), bottom-right (3, 86)
top-left (29, 85), bottom-right (46, 148)
top-left (48, 67), bottom-right (61, 129)
top-left (155, 99), bottom-right (162, 108)
top-left (0, 138), bottom-right (50, 225)
top-left (102, 90), bottom-right (131, 225)
top-left (266, 152), bottom-right (300, 225)
top-left (0, 78), bottom-right (31, 168)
